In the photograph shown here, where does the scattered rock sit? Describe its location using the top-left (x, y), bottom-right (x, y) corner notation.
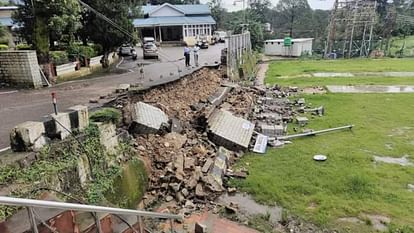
top-left (408, 184), bottom-right (414, 192)
top-left (227, 187), bottom-right (237, 193)
top-left (195, 183), bottom-right (205, 197)
top-left (89, 99), bottom-right (99, 103)
top-left (166, 196), bottom-right (174, 202)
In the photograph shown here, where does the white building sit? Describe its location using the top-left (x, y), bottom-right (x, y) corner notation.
top-left (134, 4), bottom-right (216, 46)
top-left (264, 38), bottom-right (313, 57)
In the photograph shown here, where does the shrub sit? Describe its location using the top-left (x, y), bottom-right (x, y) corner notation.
top-left (67, 44), bottom-right (99, 59)
top-left (50, 51), bottom-right (69, 65)
top-left (0, 37), bottom-right (8, 45)
top-left (0, 44), bottom-right (8, 50)
top-left (16, 44), bottom-right (32, 50)
top-left (90, 108), bottom-right (122, 125)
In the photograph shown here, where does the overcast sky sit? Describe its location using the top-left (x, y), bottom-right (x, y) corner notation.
top-left (201, 0), bottom-right (335, 12)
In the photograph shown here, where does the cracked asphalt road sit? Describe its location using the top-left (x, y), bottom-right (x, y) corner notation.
top-left (0, 44), bottom-right (224, 149)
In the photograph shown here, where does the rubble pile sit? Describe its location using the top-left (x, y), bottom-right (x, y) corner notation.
top-left (219, 87), bottom-right (257, 118)
top-left (111, 67), bottom-right (330, 220)
top-left (118, 68), bottom-right (249, 215)
top-left (136, 69), bottom-right (222, 123)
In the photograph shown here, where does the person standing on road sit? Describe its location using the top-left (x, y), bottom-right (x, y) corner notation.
top-left (138, 63), bottom-right (144, 80)
top-left (184, 44), bottom-right (191, 67)
top-left (193, 44), bottom-right (200, 67)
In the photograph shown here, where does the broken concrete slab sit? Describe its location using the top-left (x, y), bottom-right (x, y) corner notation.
top-left (130, 102), bottom-right (169, 134)
top-left (10, 121), bottom-right (48, 152)
top-left (253, 134), bottom-right (268, 154)
top-left (208, 110), bottom-right (255, 151)
top-left (68, 105), bottom-right (89, 131)
top-left (208, 86), bottom-right (232, 106)
top-left (116, 83), bottom-right (131, 93)
top-left (208, 147), bottom-right (230, 190)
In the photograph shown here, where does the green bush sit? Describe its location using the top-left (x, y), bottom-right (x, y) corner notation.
top-left (67, 44), bottom-right (99, 59)
top-left (16, 44), bottom-right (32, 50)
top-left (90, 108), bottom-right (122, 125)
top-left (50, 51), bottom-right (69, 65)
top-left (0, 37), bottom-right (8, 45)
top-left (0, 44), bottom-right (8, 50)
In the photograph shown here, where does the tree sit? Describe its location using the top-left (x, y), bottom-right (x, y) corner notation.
top-left (249, 0), bottom-right (271, 23)
top-left (225, 10), bottom-right (264, 50)
top-left (209, 0), bottom-right (227, 29)
top-left (275, 0), bottom-right (311, 37)
top-left (80, 0), bottom-right (140, 67)
top-left (13, 0), bottom-right (81, 63)
top-left (0, 24), bottom-right (5, 39)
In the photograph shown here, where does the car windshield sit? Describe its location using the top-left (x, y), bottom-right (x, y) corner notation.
top-left (144, 44), bottom-right (156, 49)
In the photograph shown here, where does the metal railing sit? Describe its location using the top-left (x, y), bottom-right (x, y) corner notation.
top-left (0, 196), bottom-right (182, 233)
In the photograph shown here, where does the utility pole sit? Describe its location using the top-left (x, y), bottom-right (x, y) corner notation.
top-left (324, 0), bottom-right (377, 58)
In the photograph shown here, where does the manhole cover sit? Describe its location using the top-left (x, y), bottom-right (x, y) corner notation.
top-left (313, 155), bottom-right (327, 161)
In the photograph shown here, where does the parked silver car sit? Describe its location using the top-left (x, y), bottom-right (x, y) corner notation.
top-left (118, 44), bottom-right (134, 56)
top-left (143, 43), bottom-right (158, 59)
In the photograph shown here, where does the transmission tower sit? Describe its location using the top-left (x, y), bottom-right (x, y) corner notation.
top-left (325, 0), bottom-right (378, 58)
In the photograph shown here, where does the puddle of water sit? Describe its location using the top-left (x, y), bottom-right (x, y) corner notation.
top-left (313, 72), bottom-right (354, 77)
top-left (313, 72), bottom-right (414, 77)
top-left (373, 155), bottom-right (413, 166)
top-left (218, 193), bottom-right (282, 223)
top-left (327, 85), bottom-right (414, 93)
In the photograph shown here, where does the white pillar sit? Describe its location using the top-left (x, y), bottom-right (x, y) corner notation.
top-left (159, 26), bottom-right (162, 42)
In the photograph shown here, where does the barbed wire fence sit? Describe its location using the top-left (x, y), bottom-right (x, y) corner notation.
top-left (226, 32), bottom-right (252, 80)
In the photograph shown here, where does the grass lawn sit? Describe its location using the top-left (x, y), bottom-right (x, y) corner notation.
top-left (266, 59), bottom-right (414, 87)
top-left (235, 59), bottom-right (414, 232)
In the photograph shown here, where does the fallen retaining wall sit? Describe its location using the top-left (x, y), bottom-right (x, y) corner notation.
top-left (0, 51), bottom-right (43, 88)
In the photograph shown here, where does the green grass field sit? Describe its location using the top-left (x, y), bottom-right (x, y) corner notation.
top-left (236, 59), bottom-right (414, 232)
top-left (265, 59), bottom-right (414, 87)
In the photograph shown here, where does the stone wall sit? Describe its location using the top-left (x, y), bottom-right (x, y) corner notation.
top-left (0, 51), bottom-right (43, 88)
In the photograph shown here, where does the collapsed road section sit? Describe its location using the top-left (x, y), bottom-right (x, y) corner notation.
top-left (107, 67), bottom-right (353, 222)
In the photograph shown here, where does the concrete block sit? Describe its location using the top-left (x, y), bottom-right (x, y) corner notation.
top-left (116, 84), bottom-right (131, 93)
top-left (97, 122), bottom-right (119, 154)
top-left (261, 124), bottom-right (284, 137)
top-left (296, 116), bottom-right (309, 126)
top-left (10, 121), bottom-right (47, 152)
top-left (77, 154), bottom-right (92, 187)
top-left (68, 105), bottom-right (89, 131)
top-left (195, 222), bottom-right (207, 233)
top-left (130, 102), bottom-right (169, 134)
top-left (44, 113), bottom-right (72, 139)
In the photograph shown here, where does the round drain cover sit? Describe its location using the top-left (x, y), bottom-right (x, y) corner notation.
top-left (313, 155), bottom-right (327, 161)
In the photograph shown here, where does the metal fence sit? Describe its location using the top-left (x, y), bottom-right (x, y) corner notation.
top-left (226, 32), bottom-right (252, 80)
